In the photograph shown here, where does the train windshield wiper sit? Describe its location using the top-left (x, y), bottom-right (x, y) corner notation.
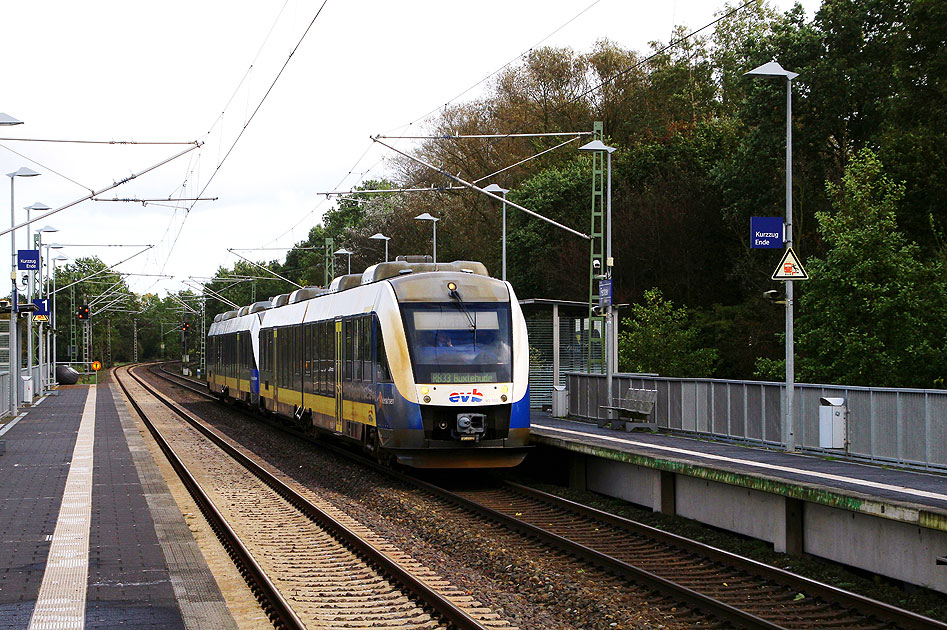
top-left (448, 285), bottom-right (476, 331)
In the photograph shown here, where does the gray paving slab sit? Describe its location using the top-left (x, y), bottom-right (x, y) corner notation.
top-left (106, 382), bottom-right (236, 630)
top-left (86, 385), bottom-right (185, 630)
top-left (0, 388), bottom-right (88, 629)
top-left (0, 383), bottom-right (236, 630)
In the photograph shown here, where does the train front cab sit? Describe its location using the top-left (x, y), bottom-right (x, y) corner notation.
top-left (380, 273), bottom-right (530, 468)
top-left (207, 315), bottom-right (258, 405)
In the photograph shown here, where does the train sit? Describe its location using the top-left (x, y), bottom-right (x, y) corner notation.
top-left (206, 259), bottom-right (530, 468)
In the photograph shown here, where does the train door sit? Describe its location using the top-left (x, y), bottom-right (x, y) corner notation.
top-left (334, 319), bottom-right (343, 433)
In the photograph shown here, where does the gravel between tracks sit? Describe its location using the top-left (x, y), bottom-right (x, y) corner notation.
top-left (145, 371), bottom-right (705, 630)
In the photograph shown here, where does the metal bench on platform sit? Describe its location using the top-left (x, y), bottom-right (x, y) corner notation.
top-left (599, 387), bottom-right (657, 431)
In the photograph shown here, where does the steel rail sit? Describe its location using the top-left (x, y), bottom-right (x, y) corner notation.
top-left (504, 481), bottom-right (947, 630)
top-left (133, 364), bottom-right (496, 630)
top-left (114, 366), bottom-right (305, 630)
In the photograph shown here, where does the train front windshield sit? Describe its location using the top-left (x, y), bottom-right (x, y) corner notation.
top-left (402, 302), bottom-right (512, 384)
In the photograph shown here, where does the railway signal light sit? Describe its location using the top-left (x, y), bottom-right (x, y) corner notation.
top-left (77, 304), bottom-right (90, 320)
top-left (181, 322), bottom-right (190, 333)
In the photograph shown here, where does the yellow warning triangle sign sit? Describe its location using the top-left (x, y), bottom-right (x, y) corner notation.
top-left (771, 247), bottom-right (809, 280)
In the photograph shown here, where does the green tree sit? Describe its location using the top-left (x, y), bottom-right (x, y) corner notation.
top-left (618, 288), bottom-right (717, 376)
top-left (794, 149), bottom-right (947, 387)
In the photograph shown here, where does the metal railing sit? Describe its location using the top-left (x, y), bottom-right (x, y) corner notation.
top-left (0, 372), bottom-right (10, 419)
top-left (566, 372), bottom-right (947, 472)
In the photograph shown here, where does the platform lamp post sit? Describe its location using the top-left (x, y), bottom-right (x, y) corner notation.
top-left (745, 60), bottom-right (799, 452)
top-left (2, 113), bottom-right (26, 411)
top-left (414, 213), bottom-right (438, 263)
top-left (369, 233), bottom-right (390, 262)
top-left (483, 184), bottom-right (510, 281)
top-left (40, 233), bottom-right (61, 393)
top-left (578, 139), bottom-right (616, 420)
top-left (7, 166), bottom-right (41, 414)
top-left (334, 248), bottom-right (353, 275)
top-left (51, 255), bottom-right (68, 388)
top-left (36, 225), bottom-right (58, 394)
top-left (24, 205), bottom-right (51, 394)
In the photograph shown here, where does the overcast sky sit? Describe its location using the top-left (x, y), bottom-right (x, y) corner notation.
top-left (1, 0), bottom-right (819, 296)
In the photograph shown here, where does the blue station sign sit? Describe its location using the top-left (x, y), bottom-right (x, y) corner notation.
top-left (17, 249), bottom-right (40, 270)
top-left (750, 217), bottom-right (784, 249)
top-left (599, 279), bottom-right (612, 307)
top-left (32, 299), bottom-right (49, 316)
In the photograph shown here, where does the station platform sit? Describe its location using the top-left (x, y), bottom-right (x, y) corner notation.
top-left (0, 383), bottom-right (236, 630)
top-left (529, 412), bottom-right (947, 594)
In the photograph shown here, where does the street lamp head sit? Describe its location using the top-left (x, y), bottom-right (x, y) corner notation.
top-left (49, 242), bottom-right (64, 249)
top-left (578, 139), bottom-right (616, 154)
top-left (26, 202), bottom-right (52, 212)
top-left (54, 255), bottom-right (69, 263)
top-left (333, 248), bottom-right (352, 256)
top-left (7, 166), bottom-right (41, 179)
top-left (744, 61), bottom-right (799, 81)
top-left (483, 183), bottom-right (509, 194)
top-left (415, 212), bottom-right (438, 222)
top-left (0, 113), bottom-right (23, 126)
top-left (369, 233), bottom-right (390, 242)
top-left (39, 225), bottom-right (58, 234)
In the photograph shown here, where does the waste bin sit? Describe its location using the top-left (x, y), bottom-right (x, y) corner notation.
top-left (551, 385), bottom-right (569, 418)
top-left (819, 396), bottom-right (847, 449)
top-left (20, 375), bottom-right (33, 404)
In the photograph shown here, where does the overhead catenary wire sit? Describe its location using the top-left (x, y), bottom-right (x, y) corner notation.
top-left (374, 132), bottom-right (591, 140)
top-left (0, 137), bottom-right (198, 145)
top-left (259, 1), bottom-right (606, 250)
top-left (373, 138), bottom-right (589, 241)
top-left (227, 249), bottom-right (303, 289)
top-left (473, 136), bottom-right (582, 184)
top-left (51, 246), bottom-right (155, 295)
top-left (160, 0), bottom-right (330, 276)
top-left (0, 142), bottom-right (94, 192)
top-left (57, 243), bottom-right (153, 247)
top-left (0, 143), bottom-right (201, 238)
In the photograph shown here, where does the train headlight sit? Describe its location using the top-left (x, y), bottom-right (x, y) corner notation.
top-left (423, 395), bottom-right (431, 403)
top-left (501, 385), bottom-right (508, 394)
top-left (420, 386), bottom-right (429, 395)
top-left (447, 282), bottom-right (457, 291)
top-left (501, 395), bottom-right (508, 402)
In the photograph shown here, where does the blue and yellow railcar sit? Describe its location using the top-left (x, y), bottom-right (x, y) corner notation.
top-left (206, 260), bottom-right (529, 468)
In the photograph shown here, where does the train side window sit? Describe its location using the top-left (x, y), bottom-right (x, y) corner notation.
top-left (278, 328), bottom-right (285, 384)
top-left (374, 315), bottom-right (392, 383)
top-left (321, 323), bottom-right (328, 394)
top-left (361, 315), bottom-right (372, 382)
top-left (319, 321), bottom-right (327, 394)
top-left (312, 322), bottom-right (322, 394)
top-left (303, 323), bottom-right (311, 377)
top-left (343, 319), bottom-right (352, 380)
top-left (353, 318), bottom-right (363, 382)
top-left (325, 320), bottom-right (334, 393)
top-left (293, 325), bottom-right (300, 379)
top-left (310, 322), bottom-right (316, 381)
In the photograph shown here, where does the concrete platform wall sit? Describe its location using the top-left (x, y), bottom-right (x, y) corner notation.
top-left (805, 503), bottom-right (947, 593)
top-left (575, 452), bottom-right (947, 594)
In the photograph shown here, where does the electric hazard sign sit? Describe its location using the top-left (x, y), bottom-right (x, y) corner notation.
top-left (771, 247), bottom-right (809, 281)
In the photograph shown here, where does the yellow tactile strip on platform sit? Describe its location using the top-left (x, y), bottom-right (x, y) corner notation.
top-left (28, 386), bottom-right (96, 630)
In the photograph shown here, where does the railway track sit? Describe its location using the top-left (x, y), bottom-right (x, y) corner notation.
top-left (117, 364), bottom-right (515, 630)
top-left (428, 481), bottom-right (945, 630)
top-left (150, 363), bottom-right (947, 630)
